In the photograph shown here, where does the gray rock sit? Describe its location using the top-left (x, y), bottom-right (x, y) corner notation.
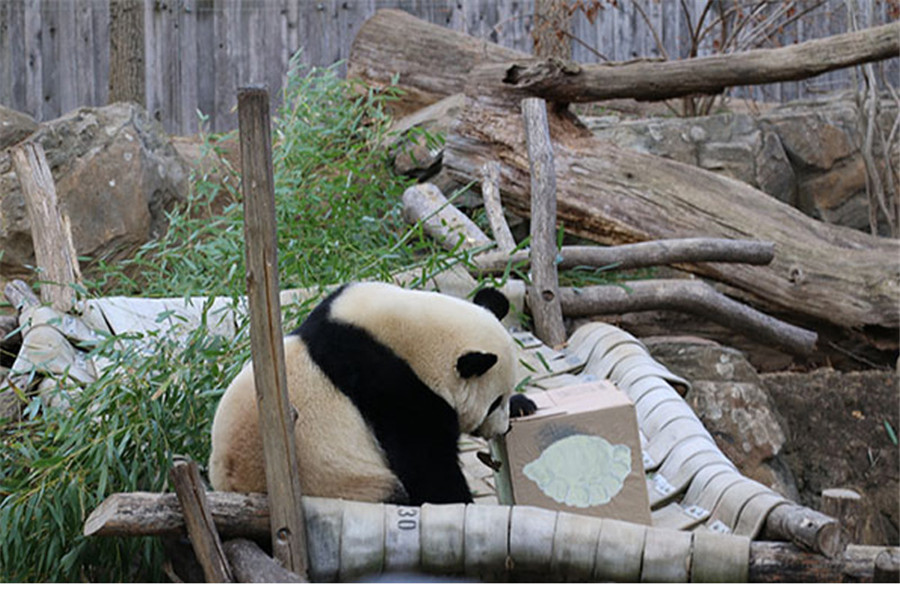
top-left (0, 102), bottom-right (189, 277)
top-left (0, 105), bottom-right (39, 150)
top-left (583, 95), bottom-right (897, 236)
top-left (646, 337), bottom-right (800, 502)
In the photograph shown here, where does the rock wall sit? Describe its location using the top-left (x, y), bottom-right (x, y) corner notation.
top-left (586, 95), bottom-right (898, 236)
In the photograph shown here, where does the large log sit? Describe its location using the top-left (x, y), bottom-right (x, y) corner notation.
top-left (442, 97), bottom-right (899, 331)
top-left (476, 22), bottom-right (900, 107)
top-left (349, 10), bottom-right (900, 332)
top-left (348, 9), bottom-right (525, 116)
top-left (349, 10), bottom-right (899, 112)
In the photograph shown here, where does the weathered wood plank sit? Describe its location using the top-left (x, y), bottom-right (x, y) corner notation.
top-left (238, 85), bottom-right (309, 577)
top-left (179, 0), bottom-right (199, 134)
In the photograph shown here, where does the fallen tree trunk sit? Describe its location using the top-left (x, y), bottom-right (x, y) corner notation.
top-left (349, 10), bottom-right (899, 112)
top-left (348, 9), bottom-right (526, 116)
top-left (443, 98), bottom-right (900, 331)
top-left (476, 22), bottom-right (900, 107)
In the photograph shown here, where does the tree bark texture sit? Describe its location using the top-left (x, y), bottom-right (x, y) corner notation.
top-left (348, 9), bottom-right (526, 115)
top-left (558, 281), bottom-right (817, 357)
top-left (349, 9), bottom-right (900, 331)
top-left (11, 142), bottom-right (82, 313)
top-left (108, 0), bottom-right (145, 106)
top-left (442, 99), bottom-right (899, 331)
top-left (169, 461), bottom-right (234, 583)
top-left (522, 97), bottom-right (566, 347)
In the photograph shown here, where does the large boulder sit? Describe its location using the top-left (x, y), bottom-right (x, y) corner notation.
top-left (645, 337), bottom-right (800, 502)
top-left (0, 102), bottom-right (189, 278)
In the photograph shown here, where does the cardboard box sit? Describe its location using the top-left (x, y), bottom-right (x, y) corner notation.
top-left (494, 380), bottom-right (651, 525)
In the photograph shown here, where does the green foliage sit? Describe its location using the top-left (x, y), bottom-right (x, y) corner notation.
top-left (1, 314), bottom-right (250, 581)
top-left (0, 57), bottom-right (455, 582)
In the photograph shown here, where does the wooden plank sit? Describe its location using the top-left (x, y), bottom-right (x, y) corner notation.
top-left (92, 0), bottom-right (110, 106)
top-left (163, 0), bottom-right (180, 133)
top-left (11, 142), bottom-right (82, 312)
top-left (237, 85), bottom-right (309, 577)
top-left (179, 0), bottom-right (200, 134)
top-left (195, 0), bottom-right (216, 124)
top-left (0, 1), bottom-right (11, 108)
top-left (7, 0), bottom-right (27, 113)
top-left (213, 0), bottom-right (238, 132)
top-left (38, 2), bottom-right (60, 121)
top-left (74, 0), bottom-right (95, 106)
top-left (144, 0), bottom-right (163, 122)
top-left (55, 0), bottom-right (77, 114)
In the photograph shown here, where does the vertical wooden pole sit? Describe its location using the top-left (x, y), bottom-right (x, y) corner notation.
top-left (521, 97), bottom-right (566, 348)
top-left (237, 85), bottom-right (308, 578)
top-left (11, 141), bottom-right (82, 313)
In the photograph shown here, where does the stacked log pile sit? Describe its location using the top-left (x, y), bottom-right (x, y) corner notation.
top-left (351, 10), bottom-right (900, 365)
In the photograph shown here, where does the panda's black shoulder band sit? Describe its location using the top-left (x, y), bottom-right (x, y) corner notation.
top-left (294, 287), bottom-right (472, 506)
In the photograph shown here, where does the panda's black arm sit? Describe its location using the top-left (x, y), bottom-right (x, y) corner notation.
top-left (371, 403), bottom-right (473, 506)
top-left (384, 442), bottom-right (473, 506)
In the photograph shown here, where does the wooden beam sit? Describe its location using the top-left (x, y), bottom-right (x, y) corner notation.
top-left (237, 85), bottom-right (308, 578)
top-left (558, 280), bottom-right (817, 357)
top-left (475, 238), bottom-right (775, 273)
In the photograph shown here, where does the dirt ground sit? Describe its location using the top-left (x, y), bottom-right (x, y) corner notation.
top-left (762, 368), bottom-right (899, 546)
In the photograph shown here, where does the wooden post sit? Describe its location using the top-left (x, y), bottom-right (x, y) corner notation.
top-left (169, 460), bottom-right (234, 583)
top-left (11, 142), bottom-right (82, 313)
top-left (237, 85), bottom-right (308, 578)
top-left (521, 97), bottom-right (566, 347)
top-left (821, 488), bottom-right (865, 545)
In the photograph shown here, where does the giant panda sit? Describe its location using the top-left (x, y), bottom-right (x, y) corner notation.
top-left (209, 281), bottom-right (535, 505)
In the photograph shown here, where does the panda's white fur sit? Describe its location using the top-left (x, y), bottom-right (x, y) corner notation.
top-left (208, 281), bottom-right (519, 505)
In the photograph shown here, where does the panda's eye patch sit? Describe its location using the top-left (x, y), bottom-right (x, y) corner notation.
top-left (486, 395), bottom-right (504, 416)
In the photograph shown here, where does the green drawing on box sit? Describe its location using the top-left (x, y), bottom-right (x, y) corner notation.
top-left (523, 434), bottom-right (632, 508)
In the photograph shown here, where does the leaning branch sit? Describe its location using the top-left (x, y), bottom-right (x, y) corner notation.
top-left (475, 238), bottom-right (775, 273)
top-left (474, 21), bottom-right (900, 106)
top-left (558, 280), bottom-right (817, 356)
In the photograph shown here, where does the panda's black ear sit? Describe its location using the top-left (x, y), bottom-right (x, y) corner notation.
top-left (473, 288), bottom-right (509, 321)
top-left (456, 351), bottom-right (498, 378)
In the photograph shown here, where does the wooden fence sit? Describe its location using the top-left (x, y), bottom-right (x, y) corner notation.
top-left (0, 0), bottom-right (897, 135)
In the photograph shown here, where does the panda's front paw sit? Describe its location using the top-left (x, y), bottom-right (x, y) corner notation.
top-left (510, 393), bottom-right (537, 417)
